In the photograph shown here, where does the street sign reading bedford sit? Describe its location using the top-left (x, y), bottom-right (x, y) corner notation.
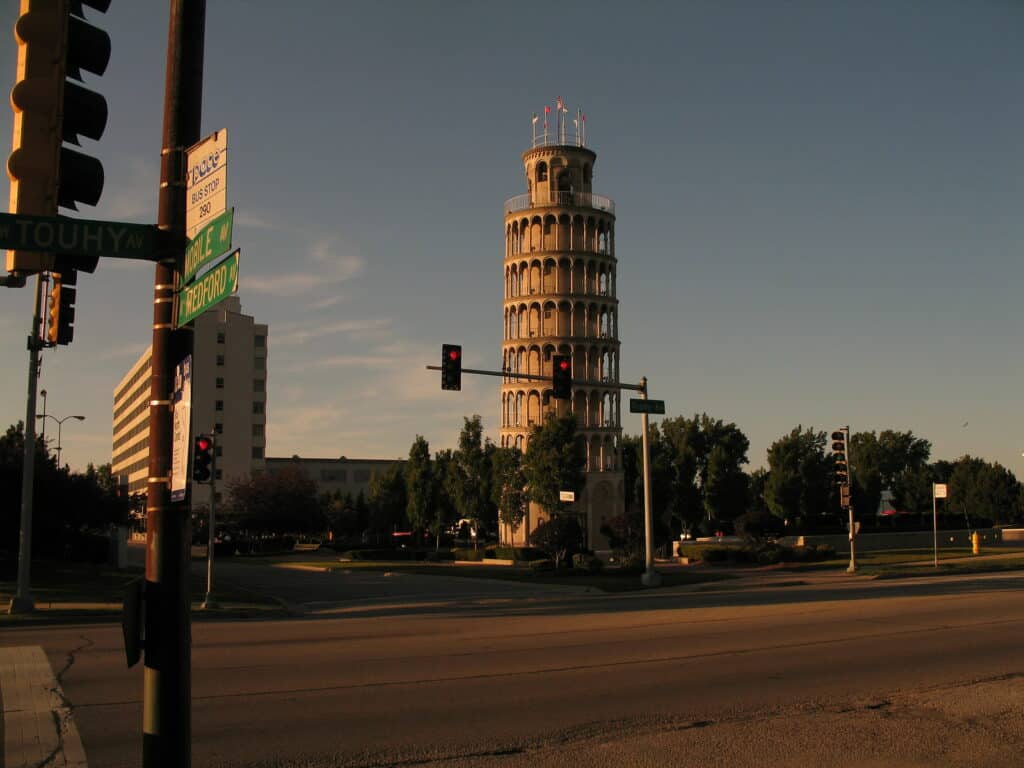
top-left (186, 129), bottom-right (228, 239)
top-left (0, 212), bottom-right (161, 260)
top-left (183, 208), bottom-right (233, 285)
top-left (177, 249), bottom-right (239, 327)
top-left (629, 398), bottom-right (666, 415)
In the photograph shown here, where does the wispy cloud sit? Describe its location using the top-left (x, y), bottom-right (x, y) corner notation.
top-left (97, 342), bottom-right (148, 362)
top-left (244, 239), bottom-right (364, 297)
top-left (102, 157), bottom-right (159, 221)
top-left (273, 317), bottom-right (392, 345)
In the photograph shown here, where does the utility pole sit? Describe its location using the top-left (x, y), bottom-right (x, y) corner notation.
top-left (144, 2), bottom-right (204, 766)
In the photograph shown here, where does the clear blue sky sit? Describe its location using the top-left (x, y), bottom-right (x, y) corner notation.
top-left (1, 1), bottom-right (1022, 475)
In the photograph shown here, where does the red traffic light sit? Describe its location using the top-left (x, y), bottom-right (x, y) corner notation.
top-left (196, 436), bottom-right (212, 452)
top-left (557, 359), bottom-right (570, 371)
top-left (448, 348), bottom-right (460, 362)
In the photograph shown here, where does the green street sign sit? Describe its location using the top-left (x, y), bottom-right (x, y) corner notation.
top-left (182, 208), bottom-right (233, 285)
top-left (629, 398), bottom-right (665, 415)
top-left (177, 249), bottom-right (239, 327)
top-left (0, 212), bottom-right (164, 260)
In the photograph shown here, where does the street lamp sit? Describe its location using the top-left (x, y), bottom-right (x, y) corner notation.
top-left (36, 413), bottom-right (85, 467)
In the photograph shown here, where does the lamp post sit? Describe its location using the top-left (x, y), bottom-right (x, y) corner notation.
top-left (36, 414), bottom-right (86, 467)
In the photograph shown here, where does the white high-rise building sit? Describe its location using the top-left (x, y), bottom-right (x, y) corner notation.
top-left (112, 296), bottom-right (268, 511)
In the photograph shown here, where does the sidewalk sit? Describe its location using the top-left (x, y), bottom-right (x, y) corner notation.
top-left (0, 645), bottom-right (88, 767)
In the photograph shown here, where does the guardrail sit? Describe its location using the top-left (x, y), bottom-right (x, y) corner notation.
top-left (504, 191), bottom-right (615, 215)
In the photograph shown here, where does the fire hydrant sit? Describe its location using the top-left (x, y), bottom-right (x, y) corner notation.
top-left (971, 531), bottom-right (980, 555)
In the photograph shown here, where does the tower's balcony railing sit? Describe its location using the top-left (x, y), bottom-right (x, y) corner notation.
top-left (504, 191), bottom-right (615, 216)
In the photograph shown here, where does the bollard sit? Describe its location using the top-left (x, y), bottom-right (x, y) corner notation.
top-left (971, 531), bottom-right (980, 555)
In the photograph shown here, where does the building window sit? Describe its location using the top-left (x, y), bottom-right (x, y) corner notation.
top-left (215, 400), bottom-right (223, 411)
top-left (254, 357), bottom-right (265, 369)
top-left (254, 379), bottom-right (265, 393)
top-left (214, 492), bottom-right (222, 503)
top-left (252, 424), bottom-right (264, 437)
top-left (215, 377), bottom-right (224, 389)
top-left (217, 331), bottom-right (225, 344)
top-left (215, 446), bottom-right (222, 457)
top-left (354, 469), bottom-right (371, 482)
top-left (214, 423), bottom-right (223, 434)
top-left (254, 335), bottom-right (265, 347)
top-left (215, 469), bottom-right (223, 481)
top-left (216, 354), bottom-right (225, 366)
top-left (252, 446), bottom-right (264, 459)
top-left (253, 402), bottom-right (265, 415)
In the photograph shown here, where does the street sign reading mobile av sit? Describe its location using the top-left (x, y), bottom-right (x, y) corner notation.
top-left (183, 208), bottom-right (233, 285)
top-left (186, 129), bottom-right (228, 238)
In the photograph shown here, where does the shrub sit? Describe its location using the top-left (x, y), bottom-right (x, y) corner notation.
top-left (529, 558), bottom-right (555, 572)
top-left (422, 550), bottom-right (454, 562)
top-left (453, 548), bottom-right (485, 561)
top-left (735, 510), bottom-right (786, 543)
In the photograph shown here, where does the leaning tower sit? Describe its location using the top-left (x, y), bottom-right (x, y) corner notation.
top-left (500, 105), bottom-right (624, 550)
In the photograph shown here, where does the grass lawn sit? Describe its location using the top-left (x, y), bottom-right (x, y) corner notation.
top-left (774, 546), bottom-right (1024, 576)
top-left (0, 557), bottom-right (279, 617)
top-left (277, 558), bottom-right (735, 592)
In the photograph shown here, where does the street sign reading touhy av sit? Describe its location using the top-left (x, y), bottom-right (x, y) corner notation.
top-left (183, 208), bottom-right (233, 285)
top-left (186, 128), bottom-right (228, 239)
top-left (177, 249), bottom-right (239, 327)
top-left (0, 212), bottom-right (163, 260)
top-left (629, 398), bottom-right (665, 415)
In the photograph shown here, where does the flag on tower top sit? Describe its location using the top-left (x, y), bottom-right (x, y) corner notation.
top-left (544, 105), bottom-right (550, 114)
top-left (557, 96), bottom-right (564, 110)
top-left (532, 113), bottom-right (538, 124)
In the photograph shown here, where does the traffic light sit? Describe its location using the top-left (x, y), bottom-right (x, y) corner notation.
top-left (441, 344), bottom-right (462, 391)
top-left (552, 354), bottom-right (572, 399)
top-left (192, 434), bottom-right (214, 483)
top-left (44, 268), bottom-right (76, 344)
top-left (7, 0), bottom-right (110, 274)
top-left (831, 428), bottom-right (851, 507)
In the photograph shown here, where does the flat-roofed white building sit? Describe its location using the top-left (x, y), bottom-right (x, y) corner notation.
top-left (112, 296), bottom-right (268, 511)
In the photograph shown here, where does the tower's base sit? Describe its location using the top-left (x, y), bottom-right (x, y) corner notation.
top-left (500, 470), bottom-right (624, 552)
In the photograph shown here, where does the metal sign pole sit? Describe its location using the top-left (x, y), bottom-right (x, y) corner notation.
top-left (933, 484), bottom-right (938, 567)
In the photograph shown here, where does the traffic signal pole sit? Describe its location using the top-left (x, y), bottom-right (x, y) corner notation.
top-left (428, 358), bottom-right (659, 586)
top-left (638, 377), bottom-right (660, 587)
top-left (8, 273), bottom-right (45, 614)
top-left (144, 2), bottom-right (204, 766)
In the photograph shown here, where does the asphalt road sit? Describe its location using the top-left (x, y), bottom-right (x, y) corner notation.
top-left (5, 561), bottom-right (1024, 767)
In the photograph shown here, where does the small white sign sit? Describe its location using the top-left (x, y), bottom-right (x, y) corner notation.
top-left (934, 483), bottom-right (948, 499)
top-left (170, 355), bottom-right (193, 502)
top-left (186, 129), bottom-right (228, 239)
top-left (559, 491), bottom-right (576, 502)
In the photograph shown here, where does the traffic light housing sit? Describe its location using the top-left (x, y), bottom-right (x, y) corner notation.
top-left (44, 268), bottom-right (76, 344)
top-left (192, 434), bottom-right (213, 483)
top-left (441, 344), bottom-right (462, 391)
top-left (552, 354), bottom-right (572, 399)
top-left (7, 0), bottom-right (110, 274)
top-left (831, 428), bottom-right (851, 506)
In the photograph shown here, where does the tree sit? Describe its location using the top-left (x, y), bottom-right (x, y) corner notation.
top-left (449, 416), bottom-right (494, 544)
top-left (1, 423), bottom-right (128, 558)
top-left (491, 446), bottom-right (527, 533)
top-left (367, 463), bottom-right (407, 536)
top-left (658, 413), bottom-right (750, 530)
top-left (226, 466), bottom-right (324, 534)
top-left (945, 456), bottom-right (1021, 525)
top-left (522, 414), bottom-right (586, 514)
top-left (404, 436), bottom-right (434, 537)
top-left (849, 430), bottom-right (931, 517)
top-left (432, 449), bottom-right (458, 548)
top-left (529, 515), bottom-right (584, 569)
top-left (765, 426), bottom-right (830, 527)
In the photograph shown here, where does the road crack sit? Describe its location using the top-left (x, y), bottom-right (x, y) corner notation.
top-left (35, 634), bottom-right (93, 768)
